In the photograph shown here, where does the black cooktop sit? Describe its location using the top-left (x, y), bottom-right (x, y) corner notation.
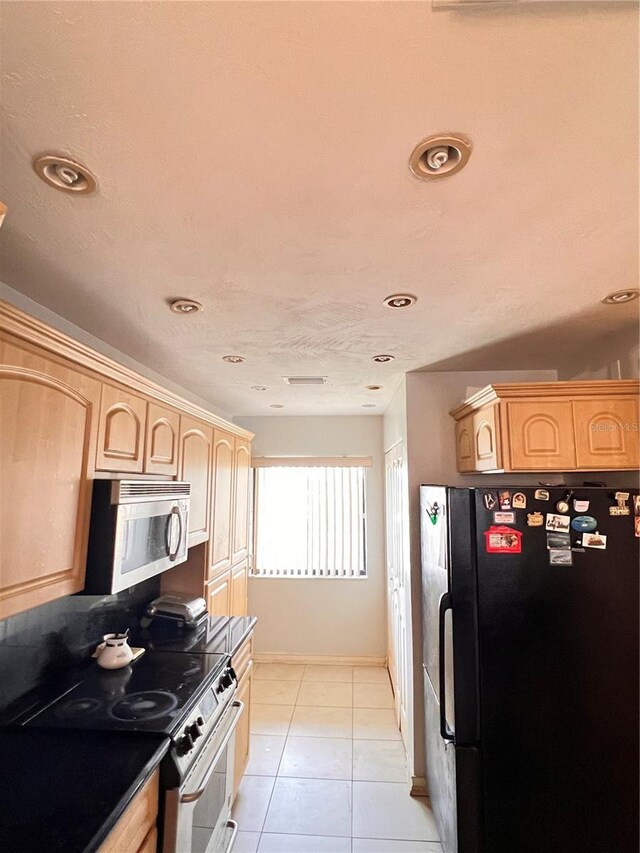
top-left (21, 651), bottom-right (228, 736)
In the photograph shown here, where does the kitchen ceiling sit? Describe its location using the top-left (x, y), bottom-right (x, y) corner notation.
top-left (0, 1), bottom-right (638, 415)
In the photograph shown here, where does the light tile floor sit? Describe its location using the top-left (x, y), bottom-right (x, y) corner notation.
top-left (233, 664), bottom-right (441, 853)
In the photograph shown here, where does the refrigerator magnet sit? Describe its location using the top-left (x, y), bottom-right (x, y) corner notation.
top-left (527, 511), bottom-right (544, 527)
top-left (634, 516), bottom-right (640, 538)
top-left (498, 490), bottom-right (512, 510)
top-left (512, 492), bottom-right (527, 509)
top-left (582, 531), bottom-right (607, 549)
top-left (545, 513), bottom-right (570, 533)
top-left (573, 499), bottom-right (590, 513)
top-left (485, 526), bottom-right (522, 553)
top-left (571, 515), bottom-right (597, 533)
top-left (534, 489), bottom-right (550, 501)
top-left (493, 511), bottom-right (515, 524)
top-left (549, 548), bottom-right (573, 566)
top-left (633, 495), bottom-right (640, 517)
top-left (547, 532), bottom-right (571, 550)
top-left (609, 492), bottom-right (630, 516)
top-left (483, 492), bottom-right (497, 511)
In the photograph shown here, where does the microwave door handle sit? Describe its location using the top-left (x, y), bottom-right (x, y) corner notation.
top-left (180, 700), bottom-right (245, 804)
top-left (168, 506), bottom-right (182, 561)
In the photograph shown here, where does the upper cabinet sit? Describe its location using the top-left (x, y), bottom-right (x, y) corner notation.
top-left (451, 381), bottom-right (640, 473)
top-left (96, 385), bottom-right (147, 472)
top-left (209, 429), bottom-right (235, 578)
top-left (179, 417), bottom-right (213, 547)
top-left (232, 438), bottom-right (252, 565)
top-left (144, 402), bottom-right (180, 475)
top-left (0, 335), bottom-right (101, 619)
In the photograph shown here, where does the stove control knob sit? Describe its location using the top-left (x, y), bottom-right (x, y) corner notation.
top-left (196, 716), bottom-right (204, 727)
top-left (189, 722), bottom-right (203, 741)
top-left (177, 732), bottom-right (194, 756)
top-left (220, 670), bottom-right (234, 690)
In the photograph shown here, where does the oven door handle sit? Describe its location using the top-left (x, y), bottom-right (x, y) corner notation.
top-left (180, 700), bottom-right (245, 804)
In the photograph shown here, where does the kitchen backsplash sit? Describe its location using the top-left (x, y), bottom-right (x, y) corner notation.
top-left (0, 579), bottom-right (159, 722)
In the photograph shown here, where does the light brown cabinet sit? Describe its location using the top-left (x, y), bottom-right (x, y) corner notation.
top-left (179, 417), bottom-right (213, 547)
top-left (96, 384), bottom-right (147, 472)
top-left (210, 430), bottom-right (235, 578)
top-left (232, 438), bottom-right (252, 566)
top-left (99, 770), bottom-right (159, 853)
top-left (0, 335), bottom-right (101, 620)
top-left (144, 402), bottom-right (180, 475)
top-left (232, 633), bottom-right (254, 801)
top-left (451, 381), bottom-right (640, 473)
top-left (230, 562), bottom-right (248, 617)
top-left (206, 570), bottom-right (231, 617)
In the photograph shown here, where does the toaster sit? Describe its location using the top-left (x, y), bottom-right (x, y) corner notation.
top-left (143, 593), bottom-right (208, 628)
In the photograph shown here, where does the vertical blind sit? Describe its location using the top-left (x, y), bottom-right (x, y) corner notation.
top-left (253, 466), bottom-right (367, 578)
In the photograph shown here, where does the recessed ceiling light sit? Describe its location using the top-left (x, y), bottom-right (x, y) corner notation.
top-left (366, 385), bottom-right (383, 391)
top-left (33, 154), bottom-right (97, 194)
top-left (601, 289), bottom-right (639, 305)
top-left (409, 134), bottom-right (472, 181)
top-left (383, 294), bottom-right (417, 309)
top-left (372, 354), bottom-right (395, 363)
top-left (169, 298), bottom-right (203, 314)
top-left (223, 355), bottom-right (245, 364)
top-left (362, 404), bottom-right (376, 408)
top-left (283, 376), bottom-right (327, 386)
top-left (270, 404), bottom-right (285, 409)
top-left (252, 386), bottom-right (268, 391)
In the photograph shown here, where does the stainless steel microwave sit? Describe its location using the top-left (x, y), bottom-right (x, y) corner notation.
top-left (85, 480), bottom-right (190, 594)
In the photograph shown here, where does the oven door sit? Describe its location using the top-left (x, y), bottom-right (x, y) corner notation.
top-left (164, 700), bottom-right (244, 853)
top-left (111, 498), bottom-right (189, 593)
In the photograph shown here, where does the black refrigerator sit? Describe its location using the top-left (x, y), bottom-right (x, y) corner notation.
top-left (420, 485), bottom-right (639, 853)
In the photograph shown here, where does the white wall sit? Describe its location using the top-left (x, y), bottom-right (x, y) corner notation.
top-left (558, 325), bottom-right (639, 381)
top-left (0, 281), bottom-right (233, 420)
top-left (234, 415), bottom-right (387, 660)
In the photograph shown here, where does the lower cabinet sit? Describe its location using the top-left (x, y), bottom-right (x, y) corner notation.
top-left (232, 634), bottom-right (254, 801)
top-left (206, 571), bottom-right (231, 618)
top-left (100, 769), bottom-right (159, 853)
top-left (230, 562), bottom-right (248, 617)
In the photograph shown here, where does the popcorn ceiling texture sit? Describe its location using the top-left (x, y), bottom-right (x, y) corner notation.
top-left (0, 1), bottom-right (637, 416)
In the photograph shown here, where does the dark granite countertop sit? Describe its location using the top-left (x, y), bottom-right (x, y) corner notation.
top-left (0, 728), bottom-right (169, 853)
top-left (134, 614), bottom-right (257, 659)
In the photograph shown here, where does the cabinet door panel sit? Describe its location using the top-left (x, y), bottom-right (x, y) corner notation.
top-left (230, 562), bottom-right (248, 617)
top-left (573, 398), bottom-right (639, 469)
top-left (473, 405), bottom-right (500, 472)
top-left (206, 571), bottom-right (231, 617)
top-left (210, 430), bottom-right (234, 578)
top-left (96, 384), bottom-right (147, 472)
top-left (179, 417), bottom-right (213, 546)
top-left (506, 401), bottom-right (576, 470)
top-left (144, 402), bottom-right (180, 475)
top-left (455, 414), bottom-right (475, 472)
top-left (233, 661), bottom-right (253, 801)
top-left (232, 439), bottom-right (251, 565)
top-left (0, 338), bottom-right (101, 618)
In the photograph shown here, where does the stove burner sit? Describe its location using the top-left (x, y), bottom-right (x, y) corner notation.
top-left (110, 690), bottom-right (179, 721)
top-left (54, 697), bottom-right (102, 719)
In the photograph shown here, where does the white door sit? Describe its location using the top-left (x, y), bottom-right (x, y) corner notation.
top-left (384, 441), bottom-right (410, 744)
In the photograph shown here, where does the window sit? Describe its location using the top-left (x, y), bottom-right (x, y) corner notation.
top-left (252, 463), bottom-right (368, 578)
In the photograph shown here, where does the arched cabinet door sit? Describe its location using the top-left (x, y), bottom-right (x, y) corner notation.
top-left (144, 402), bottom-right (180, 475)
top-left (0, 337), bottom-right (101, 618)
top-left (209, 430), bottom-right (234, 578)
top-left (573, 398), bottom-right (639, 469)
top-left (506, 401), bottom-right (576, 470)
top-left (179, 416), bottom-right (213, 547)
top-left (232, 439), bottom-right (251, 565)
top-left (96, 384), bottom-right (147, 472)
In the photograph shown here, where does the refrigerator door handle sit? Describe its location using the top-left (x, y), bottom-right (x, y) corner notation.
top-left (438, 591), bottom-right (455, 743)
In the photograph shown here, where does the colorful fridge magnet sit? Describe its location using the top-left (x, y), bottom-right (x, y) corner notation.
top-left (555, 492), bottom-right (572, 514)
top-left (545, 513), bottom-right (570, 533)
top-left (485, 526), bottom-right (522, 553)
top-left (534, 489), bottom-right (550, 501)
top-left (609, 492), bottom-right (630, 516)
top-left (498, 490), bottom-right (512, 510)
top-left (494, 511), bottom-right (515, 524)
top-left (635, 516), bottom-right (640, 538)
top-left (633, 495), bottom-right (640, 516)
top-left (582, 531), bottom-right (607, 549)
top-left (512, 492), bottom-right (527, 509)
top-left (549, 548), bottom-right (573, 566)
top-left (527, 512), bottom-right (544, 527)
top-left (571, 515), bottom-right (598, 533)
top-left (483, 492), bottom-right (497, 511)
top-left (547, 532), bottom-right (571, 550)
top-left (573, 499), bottom-right (590, 513)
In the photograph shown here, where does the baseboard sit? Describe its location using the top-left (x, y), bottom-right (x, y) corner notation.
top-left (410, 776), bottom-right (429, 798)
top-left (253, 653), bottom-right (388, 666)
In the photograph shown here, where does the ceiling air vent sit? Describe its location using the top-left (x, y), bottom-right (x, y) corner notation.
top-left (282, 376), bottom-right (328, 386)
